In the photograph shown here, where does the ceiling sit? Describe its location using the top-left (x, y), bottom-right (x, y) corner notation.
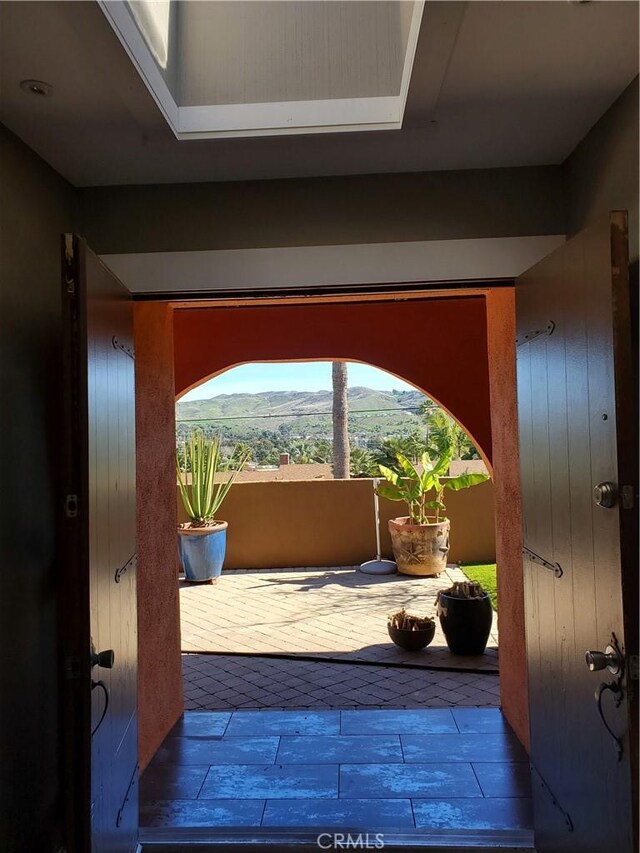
top-left (103, 1), bottom-right (421, 137)
top-left (0, 0), bottom-right (637, 186)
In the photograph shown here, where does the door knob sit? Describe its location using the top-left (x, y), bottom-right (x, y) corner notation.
top-left (593, 481), bottom-right (618, 508)
top-left (585, 645), bottom-right (622, 675)
top-left (90, 643), bottom-right (115, 669)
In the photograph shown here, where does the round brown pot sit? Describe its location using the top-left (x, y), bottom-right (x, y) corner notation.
top-left (388, 517), bottom-right (450, 577)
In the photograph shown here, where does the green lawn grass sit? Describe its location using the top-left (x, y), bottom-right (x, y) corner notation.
top-left (459, 563), bottom-right (498, 611)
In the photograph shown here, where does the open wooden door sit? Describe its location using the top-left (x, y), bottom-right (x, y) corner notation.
top-left (516, 212), bottom-right (637, 853)
top-left (61, 235), bottom-right (138, 852)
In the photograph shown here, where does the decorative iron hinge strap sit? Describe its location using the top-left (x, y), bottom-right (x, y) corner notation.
top-left (523, 546), bottom-right (563, 578)
top-left (115, 553), bottom-right (136, 583)
top-left (529, 762), bottom-right (574, 832)
top-left (116, 762), bottom-right (139, 828)
top-left (112, 336), bottom-right (135, 359)
top-left (516, 320), bottom-right (555, 346)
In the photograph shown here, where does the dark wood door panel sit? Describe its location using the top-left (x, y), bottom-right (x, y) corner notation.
top-left (62, 236), bottom-right (137, 853)
top-left (85, 245), bottom-right (138, 853)
top-left (517, 213), bottom-right (634, 853)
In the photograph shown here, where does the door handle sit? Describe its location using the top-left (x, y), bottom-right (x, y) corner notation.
top-left (585, 645), bottom-right (622, 676)
top-left (90, 641), bottom-right (115, 669)
top-left (593, 481), bottom-right (618, 508)
top-left (585, 634), bottom-right (626, 761)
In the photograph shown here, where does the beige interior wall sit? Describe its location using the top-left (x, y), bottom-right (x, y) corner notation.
top-left (563, 76), bottom-right (639, 262)
top-left (80, 165), bottom-right (565, 255)
top-left (0, 123), bottom-right (78, 853)
top-left (177, 478), bottom-right (496, 569)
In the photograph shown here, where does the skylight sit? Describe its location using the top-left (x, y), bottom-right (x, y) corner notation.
top-left (100, 0), bottom-right (424, 138)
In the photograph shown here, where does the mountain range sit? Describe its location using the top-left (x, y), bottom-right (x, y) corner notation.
top-left (176, 387), bottom-right (428, 439)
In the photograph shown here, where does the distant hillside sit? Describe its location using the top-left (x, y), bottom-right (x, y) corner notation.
top-left (176, 387), bottom-right (428, 439)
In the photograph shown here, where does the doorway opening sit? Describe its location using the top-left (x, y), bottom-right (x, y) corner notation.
top-left (135, 289), bottom-right (532, 840)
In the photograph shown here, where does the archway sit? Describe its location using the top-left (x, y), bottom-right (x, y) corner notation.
top-left (175, 358), bottom-right (496, 568)
top-left (134, 288), bottom-right (526, 769)
top-left (173, 297), bottom-right (494, 463)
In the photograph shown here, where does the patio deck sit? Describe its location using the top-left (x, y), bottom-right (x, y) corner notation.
top-left (179, 565), bottom-right (499, 669)
top-left (180, 565), bottom-right (500, 713)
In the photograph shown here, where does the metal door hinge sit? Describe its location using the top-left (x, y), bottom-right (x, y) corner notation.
top-left (113, 336), bottom-right (135, 360)
top-left (64, 233), bottom-right (74, 263)
top-left (516, 320), bottom-right (555, 346)
top-left (620, 485), bottom-right (635, 510)
top-left (64, 234), bottom-right (75, 294)
top-left (65, 654), bottom-right (81, 680)
top-left (523, 545), bottom-right (563, 578)
top-left (64, 494), bottom-right (78, 518)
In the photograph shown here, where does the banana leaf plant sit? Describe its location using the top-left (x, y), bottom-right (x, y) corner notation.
top-left (376, 449), bottom-right (489, 525)
top-left (176, 431), bottom-right (251, 526)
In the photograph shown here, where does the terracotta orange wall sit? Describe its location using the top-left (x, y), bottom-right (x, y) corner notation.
top-left (174, 297), bottom-right (493, 461)
top-left (134, 290), bottom-right (528, 762)
top-left (134, 303), bottom-right (184, 770)
top-left (485, 289), bottom-right (529, 750)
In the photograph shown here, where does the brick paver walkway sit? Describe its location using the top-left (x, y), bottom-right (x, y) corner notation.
top-left (180, 565), bottom-right (499, 671)
top-left (183, 653), bottom-right (501, 711)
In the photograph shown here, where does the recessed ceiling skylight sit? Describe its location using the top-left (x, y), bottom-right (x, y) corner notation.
top-left (100, 0), bottom-right (424, 138)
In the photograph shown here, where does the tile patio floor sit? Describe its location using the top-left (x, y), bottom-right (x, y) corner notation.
top-left (183, 654), bottom-right (501, 711)
top-left (180, 565), bottom-right (500, 713)
top-left (140, 708), bottom-right (533, 842)
top-left (180, 565), bottom-right (499, 670)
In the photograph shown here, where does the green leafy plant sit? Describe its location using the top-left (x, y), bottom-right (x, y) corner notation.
top-left (376, 450), bottom-right (489, 525)
top-left (176, 431), bottom-right (250, 525)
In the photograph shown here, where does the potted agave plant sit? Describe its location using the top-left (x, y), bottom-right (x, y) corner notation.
top-left (376, 449), bottom-right (489, 577)
top-left (176, 432), bottom-right (250, 583)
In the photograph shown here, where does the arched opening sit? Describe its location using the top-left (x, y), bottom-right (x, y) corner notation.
top-left (174, 358), bottom-right (498, 715)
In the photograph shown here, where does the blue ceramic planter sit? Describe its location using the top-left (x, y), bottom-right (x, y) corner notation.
top-left (177, 522), bottom-right (228, 583)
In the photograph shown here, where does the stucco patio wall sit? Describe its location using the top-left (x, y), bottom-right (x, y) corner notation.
top-left (176, 478), bottom-right (496, 569)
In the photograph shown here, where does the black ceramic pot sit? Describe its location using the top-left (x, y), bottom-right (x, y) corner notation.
top-left (387, 620), bottom-right (436, 651)
top-left (436, 593), bottom-right (493, 655)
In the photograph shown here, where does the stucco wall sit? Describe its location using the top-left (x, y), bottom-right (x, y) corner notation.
top-left (485, 289), bottom-right (528, 750)
top-left (177, 478), bottom-right (496, 569)
top-left (174, 297), bottom-right (493, 461)
top-left (0, 124), bottom-right (77, 853)
top-left (134, 303), bottom-right (184, 770)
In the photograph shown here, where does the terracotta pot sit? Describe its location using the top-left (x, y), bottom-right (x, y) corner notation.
top-left (388, 517), bottom-right (450, 577)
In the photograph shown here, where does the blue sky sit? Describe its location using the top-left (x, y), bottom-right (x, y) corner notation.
top-left (180, 361), bottom-right (416, 401)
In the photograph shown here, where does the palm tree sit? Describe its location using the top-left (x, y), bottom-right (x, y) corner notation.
top-left (349, 447), bottom-right (378, 478)
top-left (423, 408), bottom-right (479, 460)
top-left (332, 361), bottom-right (350, 478)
